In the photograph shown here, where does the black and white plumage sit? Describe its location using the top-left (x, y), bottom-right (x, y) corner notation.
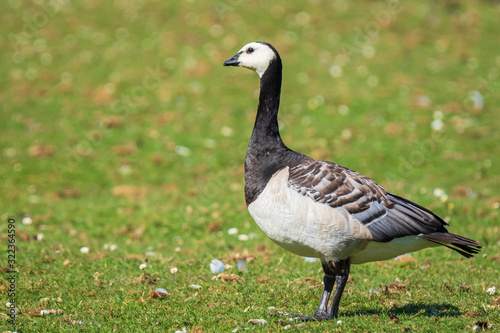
top-left (223, 42), bottom-right (481, 320)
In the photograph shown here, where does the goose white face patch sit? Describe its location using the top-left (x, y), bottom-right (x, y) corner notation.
top-left (236, 42), bottom-right (276, 78)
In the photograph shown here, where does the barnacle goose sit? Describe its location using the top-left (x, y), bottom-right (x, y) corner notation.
top-left (223, 42), bottom-right (481, 321)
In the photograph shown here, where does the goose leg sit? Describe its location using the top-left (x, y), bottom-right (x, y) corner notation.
top-left (282, 270), bottom-right (334, 322)
top-left (325, 259), bottom-right (350, 318)
top-left (313, 261), bottom-right (335, 319)
top-left (275, 259), bottom-right (349, 321)
top-left (326, 271), bottom-right (349, 318)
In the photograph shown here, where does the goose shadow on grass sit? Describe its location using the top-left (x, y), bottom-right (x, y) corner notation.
top-left (340, 302), bottom-right (462, 318)
top-left (270, 302), bottom-right (463, 323)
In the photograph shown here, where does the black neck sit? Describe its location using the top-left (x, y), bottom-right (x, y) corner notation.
top-left (245, 52), bottom-right (298, 205)
top-left (249, 57), bottom-right (285, 148)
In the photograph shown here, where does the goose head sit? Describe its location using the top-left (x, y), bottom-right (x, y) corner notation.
top-left (223, 42), bottom-right (279, 78)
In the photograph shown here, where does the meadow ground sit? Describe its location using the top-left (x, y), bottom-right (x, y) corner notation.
top-left (1, 0), bottom-right (499, 332)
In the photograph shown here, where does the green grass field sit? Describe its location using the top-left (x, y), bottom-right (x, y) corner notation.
top-left (1, 0), bottom-right (499, 331)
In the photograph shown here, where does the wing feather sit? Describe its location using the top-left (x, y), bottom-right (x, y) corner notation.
top-left (287, 159), bottom-right (447, 242)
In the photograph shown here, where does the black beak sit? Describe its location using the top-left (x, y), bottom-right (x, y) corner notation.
top-left (223, 53), bottom-right (240, 66)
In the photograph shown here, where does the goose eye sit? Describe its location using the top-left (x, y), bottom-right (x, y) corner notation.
top-left (247, 47), bottom-right (254, 54)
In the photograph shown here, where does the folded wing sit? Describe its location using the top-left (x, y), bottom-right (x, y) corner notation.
top-left (287, 159), bottom-right (481, 257)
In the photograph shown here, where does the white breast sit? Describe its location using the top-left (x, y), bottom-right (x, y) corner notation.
top-left (247, 167), bottom-right (373, 261)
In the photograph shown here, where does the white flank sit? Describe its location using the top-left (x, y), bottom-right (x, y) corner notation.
top-left (248, 167), bottom-right (439, 264)
top-left (248, 167), bottom-right (373, 261)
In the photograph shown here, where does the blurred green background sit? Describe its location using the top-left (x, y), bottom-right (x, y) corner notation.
top-left (1, 0), bottom-right (499, 331)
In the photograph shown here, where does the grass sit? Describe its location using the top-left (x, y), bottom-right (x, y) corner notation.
top-left (1, 0), bottom-right (499, 331)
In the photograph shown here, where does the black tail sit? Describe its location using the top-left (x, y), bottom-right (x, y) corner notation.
top-left (419, 232), bottom-right (482, 258)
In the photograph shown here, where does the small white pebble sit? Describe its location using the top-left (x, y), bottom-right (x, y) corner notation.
top-left (237, 259), bottom-right (248, 272)
top-left (337, 320), bottom-right (343, 324)
top-left (80, 247), bottom-right (89, 254)
top-left (238, 234), bottom-right (249, 241)
top-left (22, 217), bottom-right (33, 225)
top-left (210, 259), bottom-right (225, 273)
top-left (486, 286), bottom-right (496, 295)
top-left (139, 263), bottom-right (147, 270)
top-left (469, 90), bottom-right (484, 111)
top-left (228, 228), bottom-right (238, 235)
top-left (433, 188), bottom-right (444, 197)
top-left (154, 288), bottom-right (168, 295)
top-left (170, 267), bottom-right (178, 274)
top-left (303, 257), bottom-right (318, 262)
top-left (175, 145), bottom-right (191, 157)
